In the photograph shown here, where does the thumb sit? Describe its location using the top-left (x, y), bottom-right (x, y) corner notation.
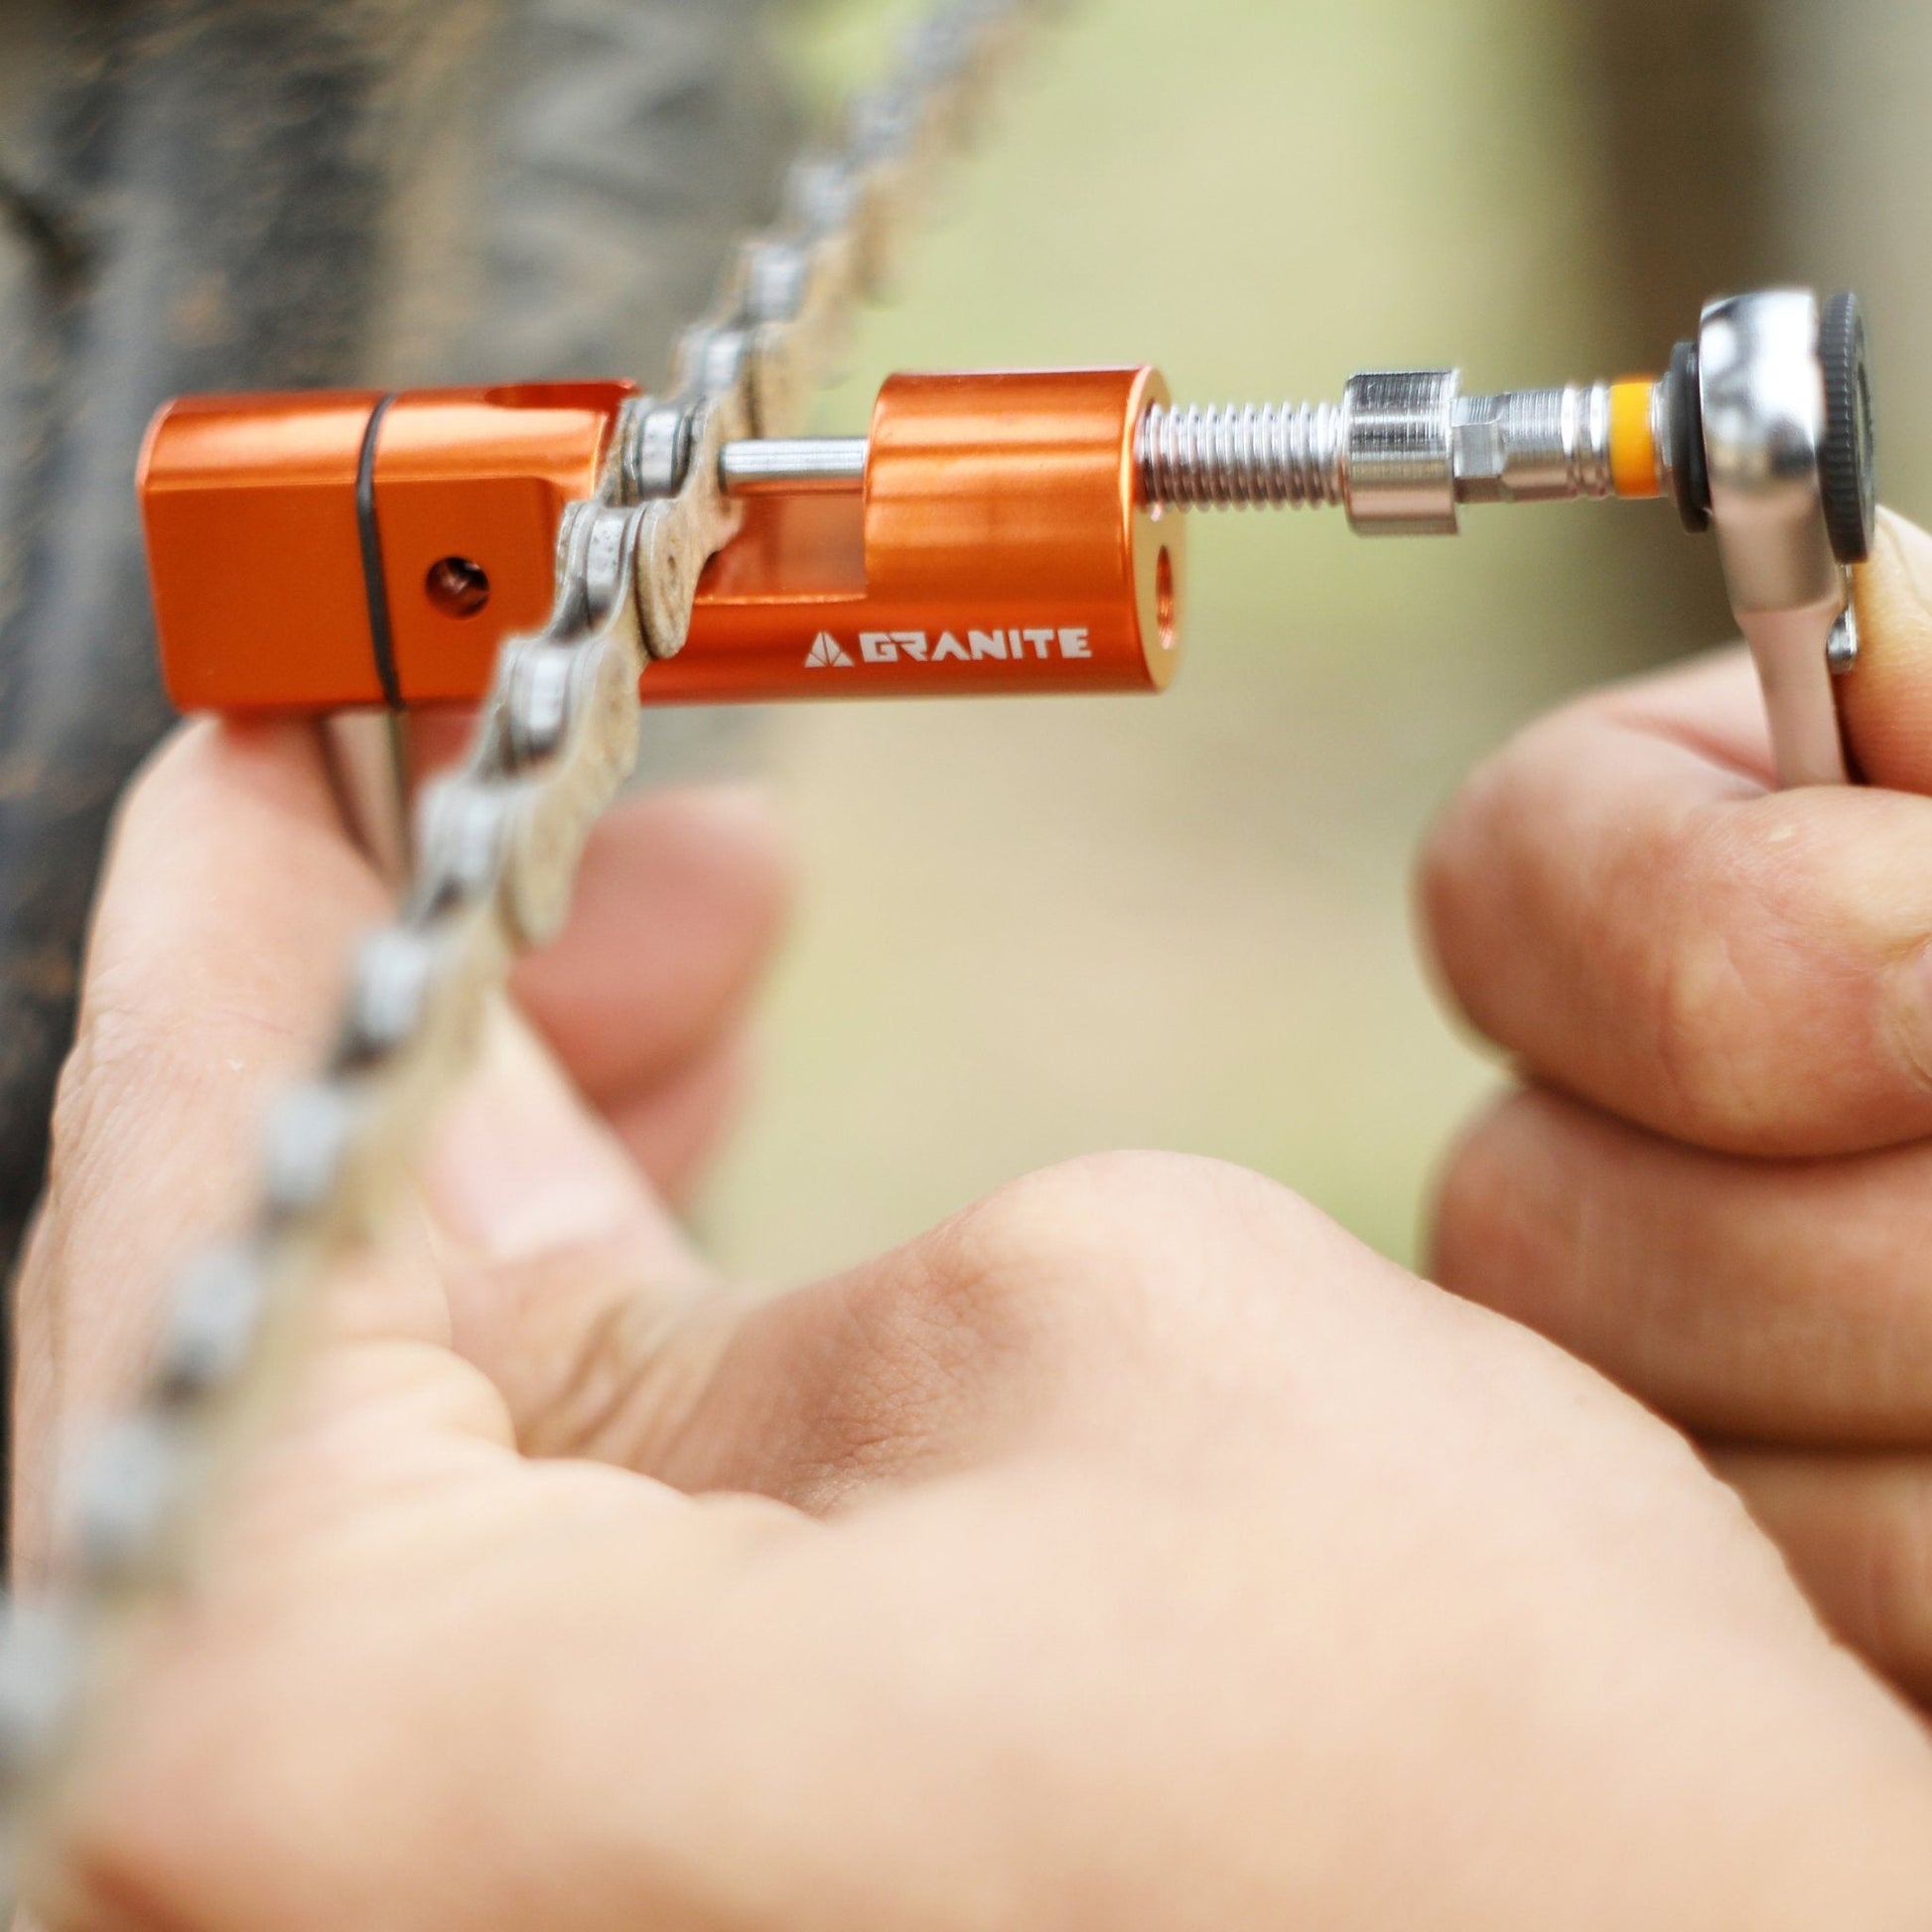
top-left (1842, 506), bottom-right (1932, 790)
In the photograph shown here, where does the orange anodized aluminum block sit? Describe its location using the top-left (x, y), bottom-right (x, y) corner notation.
top-left (140, 381), bottom-right (634, 712)
top-left (141, 388), bottom-right (390, 710)
top-left (655, 364), bottom-right (1183, 704)
top-left (139, 365), bottom-right (1182, 714)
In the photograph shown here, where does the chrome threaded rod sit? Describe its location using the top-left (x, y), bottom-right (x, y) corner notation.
top-left (1136, 375), bottom-right (1622, 531)
top-left (1135, 400), bottom-right (1344, 510)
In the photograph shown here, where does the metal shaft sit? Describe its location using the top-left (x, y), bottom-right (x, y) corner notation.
top-left (1136, 376), bottom-right (1621, 533)
top-left (720, 436), bottom-right (868, 495)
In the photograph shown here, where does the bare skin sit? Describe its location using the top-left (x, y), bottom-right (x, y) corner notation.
top-left (1425, 506), bottom-right (1932, 1710)
top-left (11, 678), bottom-right (1932, 1923)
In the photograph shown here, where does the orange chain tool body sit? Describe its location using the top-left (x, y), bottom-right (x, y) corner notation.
top-left (140, 366), bottom-right (1182, 714)
top-left (665, 366), bottom-right (1180, 702)
top-left (141, 381), bottom-right (637, 710)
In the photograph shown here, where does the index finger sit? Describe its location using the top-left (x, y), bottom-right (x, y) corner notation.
top-left (1419, 629), bottom-right (1932, 1159)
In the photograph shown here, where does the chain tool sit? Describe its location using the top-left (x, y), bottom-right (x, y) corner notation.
top-left (144, 299), bottom-right (1874, 784)
top-left (0, 0), bottom-right (1065, 1902)
top-left (3, 8), bottom-right (1886, 1907)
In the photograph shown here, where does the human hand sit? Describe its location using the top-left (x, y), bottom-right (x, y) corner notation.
top-left (16, 721), bottom-right (1932, 1930)
top-left (1424, 506), bottom-right (1932, 1711)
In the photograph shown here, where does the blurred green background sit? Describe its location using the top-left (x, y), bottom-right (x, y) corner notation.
top-left (696, 0), bottom-right (1932, 1282)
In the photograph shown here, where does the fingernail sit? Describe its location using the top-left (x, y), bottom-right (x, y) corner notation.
top-left (426, 1001), bottom-right (644, 1262)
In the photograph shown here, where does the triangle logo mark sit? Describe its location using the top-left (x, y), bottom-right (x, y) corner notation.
top-left (804, 631), bottom-right (855, 668)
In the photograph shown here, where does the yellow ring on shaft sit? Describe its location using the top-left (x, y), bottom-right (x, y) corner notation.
top-left (1609, 377), bottom-right (1662, 499)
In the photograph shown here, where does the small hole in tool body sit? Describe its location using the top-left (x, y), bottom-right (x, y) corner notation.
top-left (426, 556), bottom-right (490, 618)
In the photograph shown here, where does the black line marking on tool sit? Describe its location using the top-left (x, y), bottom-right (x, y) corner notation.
top-left (355, 393), bottom-right (403, 709)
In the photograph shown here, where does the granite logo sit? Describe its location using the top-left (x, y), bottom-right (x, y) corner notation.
top-left (803, 632), bottom-right (855, 668)
top-left (801, 627), bottom-right (1091, 667)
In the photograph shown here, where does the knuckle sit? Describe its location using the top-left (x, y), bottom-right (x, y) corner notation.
top-left (1413, 705), bottom-right (1598, 1032)
top-left (1597, 790), bottom-right (1774, 1146)
top-left (1414, 747), bottom-right (1514, 1000)
top-left (806, 1154), bottom-right (1329, 1485)
top-left (1429, 1102), bottom-right (1522, 1295)
top-left (40, 732), bottom-right (234, 1205)
top-left (1632, 797), bottom-right (1916, 1153)
top-left (1645, 917), bottom-right (1748, 1135)
top-left (44, 974), bottom-right (174, 1205)
top-left (1428, 1093), bottom-right (1568, 1315)
top-left (1637, 806), bottom-right (1815, 1149)
top-left (938, 1151), bottom-right (1321, 1329)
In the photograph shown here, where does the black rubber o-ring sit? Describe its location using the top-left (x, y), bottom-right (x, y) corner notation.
top-left (1666, 340), bottom-right (1710, 535)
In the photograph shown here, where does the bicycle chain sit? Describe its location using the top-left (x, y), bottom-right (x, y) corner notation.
top-left (0, 0), bottom-right (1054, 1899)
